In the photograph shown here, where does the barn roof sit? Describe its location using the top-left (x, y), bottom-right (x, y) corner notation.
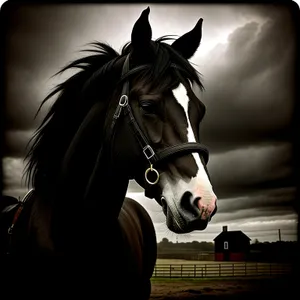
top-left (213, 230), bottom-right (251, 241)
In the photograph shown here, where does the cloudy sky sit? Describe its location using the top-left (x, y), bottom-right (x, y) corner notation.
top-left (2, 2), bottom-right (298, 243)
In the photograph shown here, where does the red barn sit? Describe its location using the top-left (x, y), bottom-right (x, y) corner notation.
top-left (213, 226), bottom-right (251, 261)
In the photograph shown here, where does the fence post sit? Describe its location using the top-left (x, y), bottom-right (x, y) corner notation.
top-left (232, 263), bottom-right (234, 277)
top-left (170, 264), bottom-right (172, 278)
top-left (219, 264), bottom-right (221, 277)
top-left (245, 263), bottom-right (247, 276)
top-left (194, 264), bottom-right (196, 278)
top-left (181, 264), bottom-right (183, 278)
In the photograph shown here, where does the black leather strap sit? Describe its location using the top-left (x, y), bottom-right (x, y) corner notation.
top-left (156, 142), bottom-right (209, 165)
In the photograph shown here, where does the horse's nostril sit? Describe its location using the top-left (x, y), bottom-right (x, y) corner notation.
top-left (193, 196), bottom-right (201, 209)
top-left (180, 192), bottom-right (201, 218)
top-left (180, 192), bottom-right (193, 211)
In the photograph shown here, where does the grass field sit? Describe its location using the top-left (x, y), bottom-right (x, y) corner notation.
top-left (149, 276), bottom-right (294, 299)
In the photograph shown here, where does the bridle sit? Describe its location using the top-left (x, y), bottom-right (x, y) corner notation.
top-left (3, 189), bottom-right (34, 254)
top-left (110, 54), bottom-right (209, 186)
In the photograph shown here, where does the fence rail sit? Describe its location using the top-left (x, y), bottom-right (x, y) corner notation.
top-left (152, 262), bottom-right (292, 278)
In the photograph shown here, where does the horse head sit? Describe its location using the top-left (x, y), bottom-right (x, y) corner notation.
top-left (103, 8), bottom-right (218, 233)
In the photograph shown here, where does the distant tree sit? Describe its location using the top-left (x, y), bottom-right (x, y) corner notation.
top-left (161, 238), bottom-right (170, 244)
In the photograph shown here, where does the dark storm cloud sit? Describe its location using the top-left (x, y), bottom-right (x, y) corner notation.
top-left (196, 5), bottom-right (296, 153)
top-left (4, 4), bottom-right (94, 71)
top-left (4, 4), bottom-right (296, 149)
top-left (212, 208), bottom-right (296, 224)
top-left (4, 130), bottom-right (33, 157)
top-left (190, 4), bottom-right (297, 226)
top-left (4, 4), bottom-right (97, 132)
top-left (208, 142), bottom-right (294, 199)
top-left (216, 187), bottom-right (296, 214)
top-left (4, 66), bottom-right (58, 131)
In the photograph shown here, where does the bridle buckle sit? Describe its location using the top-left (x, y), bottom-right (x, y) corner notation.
top-left (119, 95), bottom-right (128, 107)
top-left (143, 145), bottom-right (155, 160)
top-left (113, 95), bottom-right (129, 119)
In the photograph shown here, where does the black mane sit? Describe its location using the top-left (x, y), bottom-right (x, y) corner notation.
top-left (24, 37), bottom-right (204, 195)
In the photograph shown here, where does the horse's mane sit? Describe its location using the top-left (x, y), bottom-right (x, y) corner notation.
top-left (23, 36), bottom-right (203, 194)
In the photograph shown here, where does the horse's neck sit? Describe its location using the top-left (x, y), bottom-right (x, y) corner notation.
top-left (29, 194), bottom-right (56, 253)
top-left (44, 172), bottom-right (130, 253)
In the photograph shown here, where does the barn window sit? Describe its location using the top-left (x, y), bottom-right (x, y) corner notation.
top-left (224, 241), bottom-right (228, 249)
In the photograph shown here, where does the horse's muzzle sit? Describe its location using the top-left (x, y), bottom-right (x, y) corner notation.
top-left (161, 196), bottom-right (217, 234)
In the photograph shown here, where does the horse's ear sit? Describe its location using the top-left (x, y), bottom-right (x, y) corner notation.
top-left (131, 7), bottom-right (152, 49)
top-left (171, 18), bottom-right (203, 59)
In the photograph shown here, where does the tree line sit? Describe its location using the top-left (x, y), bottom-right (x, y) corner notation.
top-left (157, 238), bottom-right (297, 262)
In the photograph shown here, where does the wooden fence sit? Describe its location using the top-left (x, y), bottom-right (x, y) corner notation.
top-left (152, 262), bottom-right (292, 278)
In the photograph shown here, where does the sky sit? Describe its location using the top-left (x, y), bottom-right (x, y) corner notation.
top-left (1, 2), bottom-right (298, 243)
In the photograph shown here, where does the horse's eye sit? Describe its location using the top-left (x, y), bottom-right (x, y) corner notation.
top-left (140, 100), bottom-right (157, 114)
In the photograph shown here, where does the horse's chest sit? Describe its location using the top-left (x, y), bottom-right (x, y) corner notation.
top-left (117, 209), bottom-right (144, 274)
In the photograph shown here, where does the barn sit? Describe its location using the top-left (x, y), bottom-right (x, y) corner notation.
top-left (213, 226), bottom-right (251, 261)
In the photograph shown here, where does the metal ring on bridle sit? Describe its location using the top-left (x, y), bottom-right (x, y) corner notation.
top-left (145, 164), bottom-right (160, 185)
top-left (119, 95), bottom-right (128, 106)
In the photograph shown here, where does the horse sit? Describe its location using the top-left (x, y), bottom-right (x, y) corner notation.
top-left (0, 7), bottom-right (217, 299)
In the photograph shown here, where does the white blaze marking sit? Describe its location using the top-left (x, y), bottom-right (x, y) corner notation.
top-left (172, 83), bottom-right (214, 204)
